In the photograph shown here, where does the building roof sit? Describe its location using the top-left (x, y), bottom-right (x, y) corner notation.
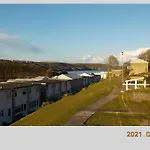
top-left (130, 59), bottom-right (148, 64)
top-left (39, 79), bottom-right (66, 84)
top-left (6, 76), bottom-right (50, 83)
top-left (31, 76), bottom-right (50, 81)
top-left (55, 73), bottom-right (82, 80)
top-left (64, 73), bottom-right (83, 79)
top-left (80, 73), bottom-right (93, 77)
top-left (0, 82), bottom-right (41, 90)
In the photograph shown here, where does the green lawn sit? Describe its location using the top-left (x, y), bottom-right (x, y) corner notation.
top-left (86, 113), bottom-right (149, 126)
top-left (11, 78), bottom-right (121, 126)
top-left (86, 88), bottom-right (150, 126)
top-left (99, 89), bottom-right (150, 113)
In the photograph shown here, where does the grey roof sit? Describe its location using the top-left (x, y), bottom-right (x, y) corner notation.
top-left (0, 82), bottom-right (41, 90)
top-left (65, 73), bottom-right (83, 79)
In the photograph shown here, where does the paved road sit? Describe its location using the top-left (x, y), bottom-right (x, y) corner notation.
top-left (64, 86), bottom-right (122, 126)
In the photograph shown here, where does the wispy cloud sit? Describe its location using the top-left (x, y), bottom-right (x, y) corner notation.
top-left (80, 47), bottom-right (150, 64)
top-left (118, 47), bottom-right (150, 63)
top-left (0, 33), bottom-right (43, 54)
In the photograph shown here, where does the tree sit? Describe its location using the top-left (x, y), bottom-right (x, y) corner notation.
top-left (138, 49), bottom-right (150, 62)
top-left (106, 55), bottom-right (119, 67)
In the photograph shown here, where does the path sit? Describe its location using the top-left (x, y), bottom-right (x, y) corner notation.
top-left (64, 86), bottom-right (122, 126)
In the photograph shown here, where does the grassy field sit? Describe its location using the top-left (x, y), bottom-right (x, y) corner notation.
top-left (11, 78), bottom-right (121, 126)
top-left (86, 88), bottom-right (150, 126)
top-left (99, 89), bottom-right (150, 113)
top-left (86, 113), bottom-right (149, 126)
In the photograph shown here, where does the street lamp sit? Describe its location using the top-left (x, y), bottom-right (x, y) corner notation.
top-left (122, 52), bottom-right (124, 83)
top-left (121, 51), bottom-right (125, 93)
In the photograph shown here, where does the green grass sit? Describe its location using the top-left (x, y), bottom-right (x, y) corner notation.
top-left (11, 78), bottom-right (121, 126)
top-left (86, 88), bottom-right (150, 126)
top-left (86, 113), bottom-right (149, 126)
top-left (99, 90), bottom-right (150, 113)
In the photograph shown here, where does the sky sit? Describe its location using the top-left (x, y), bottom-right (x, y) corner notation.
top-left (0, 4), bottom-right (150, 63)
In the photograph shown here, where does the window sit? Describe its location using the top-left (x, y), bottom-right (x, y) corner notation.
top-left (23, 91), bottom-right (27, 95)
top-left (29, 100), bottom-right (37, 109)
top-left (15, 108), bottom-right (18, 113)
top-left (15, 105), bottom-right (24, 114)
top-left (14, 91), bottom-right (17, 97)
top-left (24, 104), bottom-right (26, 110)
top-left (0, 110), bottom-right (4, 117)
top-left (8, 109), bottom-right (11, 116)
top-left (18, 107), bottom-right (21, 113)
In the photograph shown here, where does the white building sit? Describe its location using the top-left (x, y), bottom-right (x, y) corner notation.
top-left (80, 73), bottom-right (93, 87)
top-left (51, 74), bottom-right (84, 93)
top-left (99, 72), bottom-right (108, 79)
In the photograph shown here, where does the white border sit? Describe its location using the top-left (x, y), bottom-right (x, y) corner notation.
top-left (1, 126), bottom-right (150, 150)
top-left (0, 0), bottom-right (150, 4)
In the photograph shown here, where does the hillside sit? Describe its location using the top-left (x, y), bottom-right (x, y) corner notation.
top-left (0, 59), bottom-right (110, 81)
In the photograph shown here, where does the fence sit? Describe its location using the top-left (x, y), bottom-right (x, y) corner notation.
top-left (122, 77), bottom-right (150, 91)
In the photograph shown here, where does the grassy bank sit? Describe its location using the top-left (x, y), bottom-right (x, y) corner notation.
top-left (86, 113), bottom-right (148, 126)
top-left (86, 88), bottom-right (150, 126)
top-left (99, 89), bottom-right (150, 113)
top-left (11, 78), bottom-right (121, 126)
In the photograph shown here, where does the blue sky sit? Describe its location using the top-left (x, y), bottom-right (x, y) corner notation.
top-left (0, 4), bottom-right (150, 63)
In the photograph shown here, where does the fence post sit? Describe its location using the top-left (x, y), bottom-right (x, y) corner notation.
top-left (144, 80), bottom-right (146, 89)
top-left (135, 79), bottom-right (137, 89)
top-left (126, 81), bottom-right (128, 91)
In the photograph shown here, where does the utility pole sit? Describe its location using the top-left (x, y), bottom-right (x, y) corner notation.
top-left (121, 51), bottom-right (124, 93)
top-left (122, 52), bottom-right (124, 83)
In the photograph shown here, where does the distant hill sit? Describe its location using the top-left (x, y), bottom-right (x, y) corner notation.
top-left (0, 59), bottom-right (112, 81)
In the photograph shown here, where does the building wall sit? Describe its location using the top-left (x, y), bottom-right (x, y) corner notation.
top-left (14, 87), bottom-right (28, 118)
top-left (111, 70), bottom-right (122, 77)
top-left (54, 83), bottom-right (61, 95)
top-left (100, 73), bottom-right (107, 79)
top-left (47, 82), bottom-right (61, 100)
top-left (130, 63), bottom-right (148, 74)
top-left (93, 75), bottom-right (100, 82)
top-left (47, 83), bottom-right (54, 98)
top-left (71, 78), bottom-right (84, 93)
top-left (0, 89), bottom-right (13, 124)
top-left (66, 81), bottom-right (71, 93)
top-left (82, 77), bottom-right (89, 87)
top-left (28, 85), bottom-right (41, 113)
top-left (61, 81), bottom-right (67, 94)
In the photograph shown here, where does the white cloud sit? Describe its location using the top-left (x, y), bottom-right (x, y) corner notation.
top-left (80, 47), bottom-right (150, 64)
top-left (81, 54), bottom-right (104, 63)
top-left (0, 33), bottom-right (43, 54)
top-left (118, 47), bottom-right (150, 63)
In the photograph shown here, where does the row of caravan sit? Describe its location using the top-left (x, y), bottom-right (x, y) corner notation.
top-left (0, 73), bottom-right (101, 125)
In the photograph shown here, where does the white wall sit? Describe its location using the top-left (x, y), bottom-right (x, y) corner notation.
top-left (0, 89), bottom-right (13, 124)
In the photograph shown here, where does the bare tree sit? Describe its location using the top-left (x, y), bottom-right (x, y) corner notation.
top-left (106, 55), bottom-right (119, 67)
